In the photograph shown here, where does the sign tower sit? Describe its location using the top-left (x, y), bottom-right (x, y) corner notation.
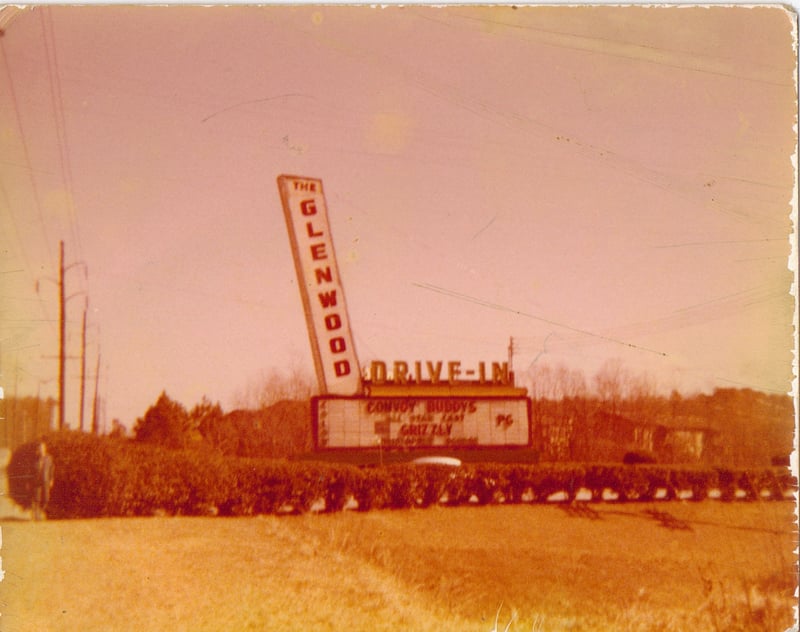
top-left (278, 175), bottom-right (532, 453)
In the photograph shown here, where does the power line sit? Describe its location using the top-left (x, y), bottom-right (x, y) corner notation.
top-left (422, 9), bottom-right (793, 88)
top-left (0, 178), bottom-right (56, 335)
top-left (292, 13), bottom-right (790, 228)
top-left (413, 282), bottom-right (668, 357)
top-left (0, 35), bottom-right (56, 271)
top-left (41, 7), bottom-right (84, 261)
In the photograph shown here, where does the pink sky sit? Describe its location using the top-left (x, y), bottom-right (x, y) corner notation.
top-left (0, 5), bottom-right (796, 430)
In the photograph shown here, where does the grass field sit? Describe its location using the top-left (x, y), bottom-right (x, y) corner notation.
top-left (1, 501), bottom-right (796, 631)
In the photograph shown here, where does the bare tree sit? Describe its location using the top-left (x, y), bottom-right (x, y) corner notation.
top-left (555, 365), bottom-right (588, 459)
top-left (233, 364), bottom-right (317, 410)
top-left (622, 371), bottom-right (661, 422)
top-left (526, 363), bottom-right (554, 402)
top-left (527, 362), bottom-right (590, 460)
top-left (593, 358), bottom-right (627, 416)
top-left (556, 365), bottom-right (587, 400)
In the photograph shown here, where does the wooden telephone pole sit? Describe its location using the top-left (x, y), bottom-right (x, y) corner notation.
top-left (79, 299), bottom-right (87, 431)
top-left (55, 240), bottom-right (88, 431)
top-left (58, 241), bottom-right (65, 430)
top-left (508, 336), bottom-right (514, 384)
top-left (91, 350), bottom-right (100, 435)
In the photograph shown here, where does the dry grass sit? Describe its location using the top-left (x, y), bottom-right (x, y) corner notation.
top-left (1, 501), bottom-right (796, 631)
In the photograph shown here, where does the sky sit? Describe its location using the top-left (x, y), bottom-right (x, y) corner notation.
top-left (0, 5), bottom-right (796, 431)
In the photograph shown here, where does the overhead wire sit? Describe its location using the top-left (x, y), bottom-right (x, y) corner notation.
top-left (511, 281), bottom-right (789, 354)
top-left (3, 9), bottom-right (792, 403)
top-left (413, 281), bottom-right (668, 357)
top-left (0, 32), bottom-right (55, 271)
top-left (284, 11), bottom-right (791, 231)
top-left (0, 9), bottom-right (91, 407)
top-left (0, 68), bottom-right (57, 339)
top-left (421, 8), bottom-right (793, 88)
top-left (41, 7), bottom-right (85, 262)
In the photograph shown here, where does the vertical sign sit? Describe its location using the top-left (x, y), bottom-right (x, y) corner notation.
top-left (277, 175), bottom-right (362, 395)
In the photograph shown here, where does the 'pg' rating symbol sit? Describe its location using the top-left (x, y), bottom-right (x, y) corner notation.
top-left (495, 414), bottom-right (513, 429)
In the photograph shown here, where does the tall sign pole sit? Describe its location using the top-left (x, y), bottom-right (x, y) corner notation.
top-left (277, 175), bottom-right (362, 396)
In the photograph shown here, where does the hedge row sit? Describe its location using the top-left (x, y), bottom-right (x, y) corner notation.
top-left (7, 433), bottom-right (797, 519)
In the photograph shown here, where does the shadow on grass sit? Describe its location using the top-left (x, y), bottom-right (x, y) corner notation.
top-left (642, 508), bottom-right (693, 531)
top-left (589, 506), bottom-right (694, 531)
top-left (558, 502), bottom-right (603, 520)
top-left (597, 502), bottom-right (795, 536)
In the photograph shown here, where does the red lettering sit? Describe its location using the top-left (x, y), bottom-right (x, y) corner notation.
top-left (365, 400), bottom-right (417, 414)
top-left (300, 199), bottom-right (317, 216)
top-left (311, 243), bottom-right (327, 260)
top-left (324, 313), bottom-right (342, 330)
top-left (334, 360), bottom-right (350, 376)
top-left (426, 361), bottom-right (443, 384)
top-left (371, 361), bottom-right (387, 384)
top-left (330, 337), bottom-right (346, 353)
top-left (393, 361), bottom-right (409, 385)
top-left (447, 361), bottom-right (461, 384)
top-left (315, 267), bottom-right (332, 284)
top-left (492, 362), bottom-right (509, 384)
top-left (306, 221), bottom-right (323, 237)
top-left (426, 400), bottom-right (472, 413)
top-left (318, 290), bottom-right (338, 308)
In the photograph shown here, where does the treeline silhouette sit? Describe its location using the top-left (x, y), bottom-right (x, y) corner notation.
top-left (121, 384), bottom-right (792, 468)
top-left (5, 364), bottom-right (793, 467)
top-left (132, 392), bottom-right (312, 459)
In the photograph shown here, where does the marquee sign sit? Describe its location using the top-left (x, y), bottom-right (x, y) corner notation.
top-left (277, 176), bottom-right (533, 456)
top-left (277, 175), bottom-right (362, 395)
top-left (313, 396), bottom-right (531, 449)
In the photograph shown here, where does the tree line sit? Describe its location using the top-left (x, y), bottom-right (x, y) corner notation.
top-left (525, 360), bottom-right (794, 466)
top-left (6, 361), bottom-right (793, 467)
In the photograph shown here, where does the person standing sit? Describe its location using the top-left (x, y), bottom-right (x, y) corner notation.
top-left (32, 441), bottom-right (55, 521)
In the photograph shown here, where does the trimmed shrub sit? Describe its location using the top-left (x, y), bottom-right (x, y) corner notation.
top-left (351, 467), bottom-right (388, 512)
top-left (9, 435), bottom-right (796, 519)
top-left (617, 465), bottom-right (654, 501)
top-left (321, 463), bottom-right (359, 512)
top-left (735, 470), bottom-right (758, 501)
top-left (584, 464), bottom-right (616, 501)
top-left (773, 467), bottom-right (797, 498)
top-left (7, 441), bottom-right (42, 510)
top-left (527, 464), bottom-right (583, 502)
top-left (715, 467), bottom-right (737, 502)
top-left (644, 466), bottom-right (677, 500)
top-left (466, 465), bottom-right (503, 505)
top-left (410, 465), bottom-right (454, 508)
top-left (385, 465), bottom-right (417, 509)
top-left (441, 467), bottom-right (472, 506)
top-left (503, 464), bottom-right (536, 503)
top-left (30, 432), bottom-right (119, 519)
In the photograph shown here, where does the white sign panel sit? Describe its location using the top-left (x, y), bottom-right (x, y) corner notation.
top-left (314, 396), bottom-right (531, 449)
top-left (277, 175), bottom-right (362, 395)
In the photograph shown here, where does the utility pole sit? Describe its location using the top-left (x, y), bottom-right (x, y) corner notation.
top-left (79, 299), bottom-right (87, 431)
top-left (52, 239), bottom-right (87, 431)
top-left (508, 336), bottom-right (514, 383)
top-left (91, 350), bottom-right (100, 435)
top-left (58, 240), bottom-right (65, 431)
